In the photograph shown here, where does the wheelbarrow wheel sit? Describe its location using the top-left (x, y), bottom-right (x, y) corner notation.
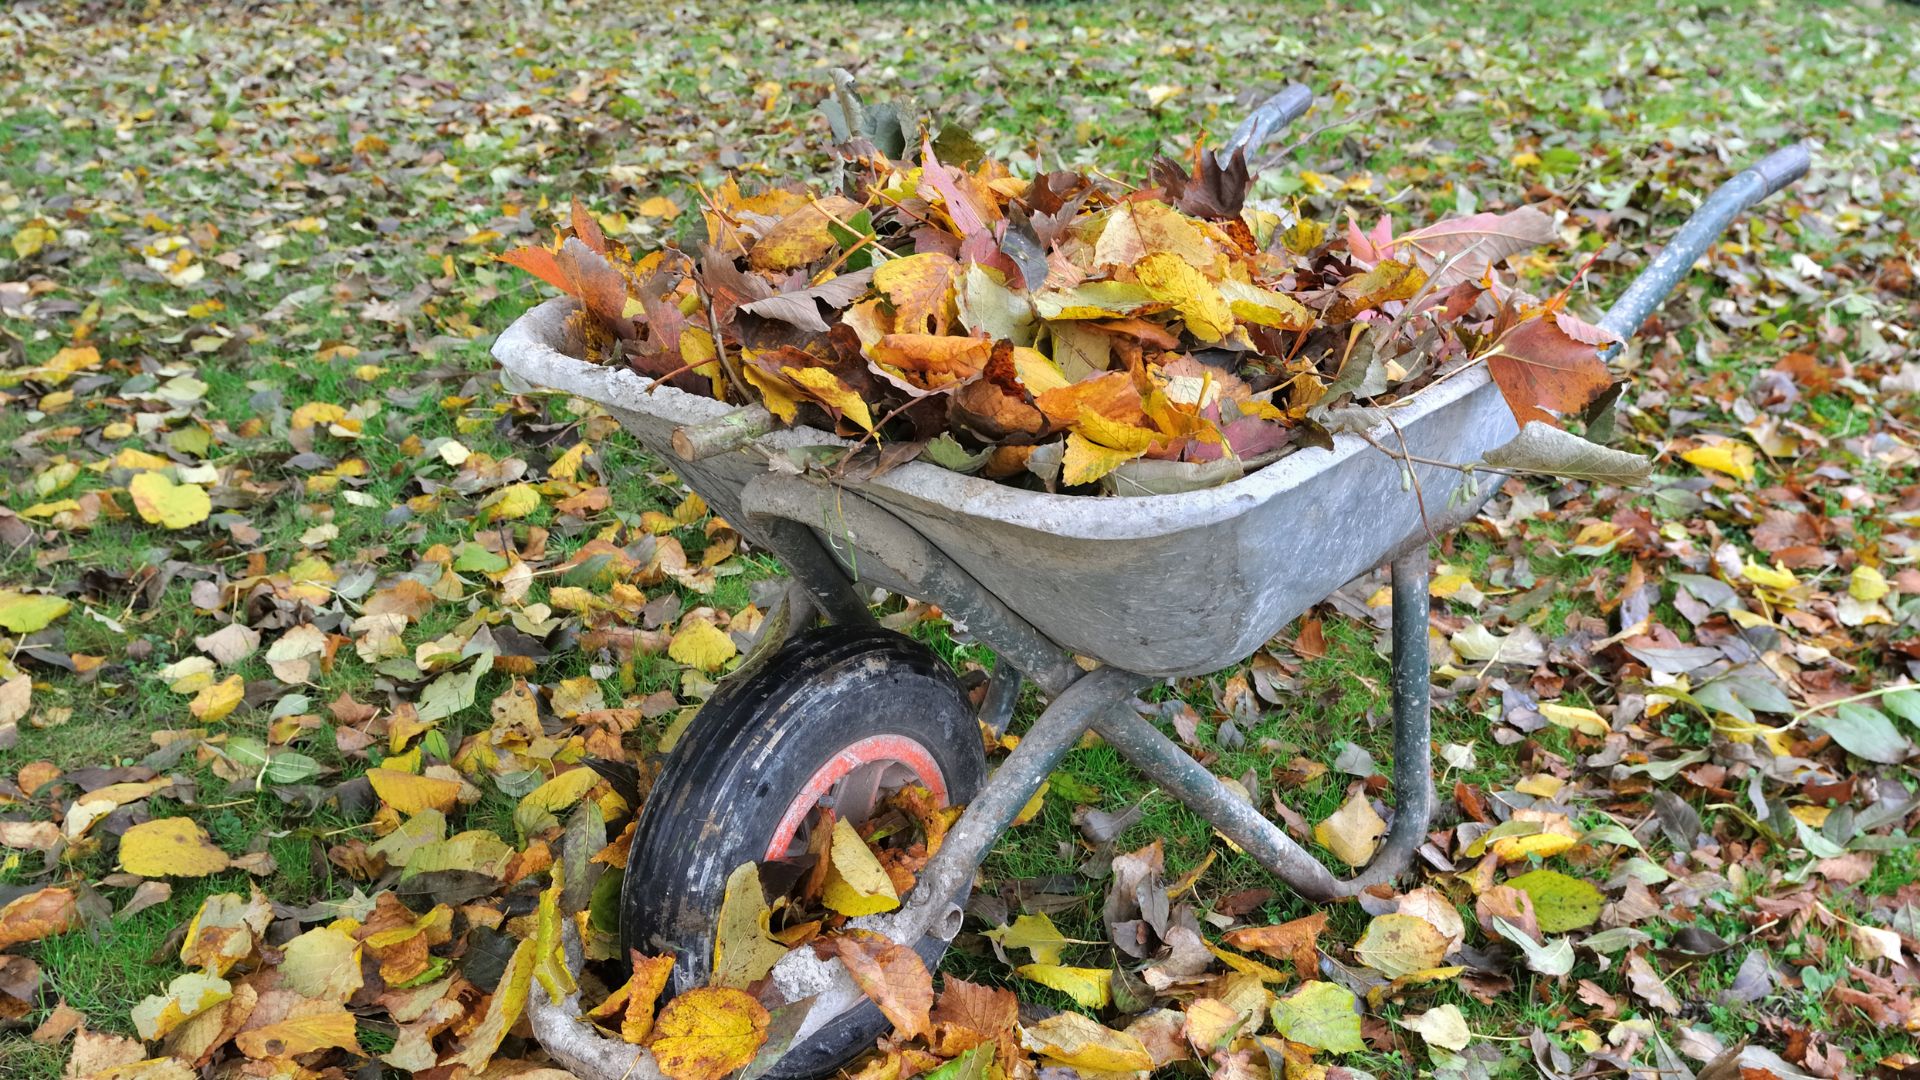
top-left (621, 624), bottom-right (988, 1079)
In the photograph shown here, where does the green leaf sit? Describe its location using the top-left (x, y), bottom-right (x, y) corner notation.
top-left (1270, 981), bottom-right (1364, 1053)
top-left (418, 652), bottom-right (495, 723)
top-left (1819, 703), bottom-right (1910, 765)
top-left (224, 736), bottom-right (322, 785)
top-left (1506, 869), bottom-right (1604, 932)
top-left (0, 590), bottom-right (70, 634)
top-left (1883, 689), bottom-right (1920, 728)
top-left (920, 433), bottom-right (991, 475)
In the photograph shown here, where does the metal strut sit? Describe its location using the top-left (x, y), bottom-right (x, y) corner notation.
top-left (1089, 550), bottom-right (1434, 901)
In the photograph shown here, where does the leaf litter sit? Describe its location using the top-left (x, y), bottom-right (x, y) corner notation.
top-left (0, 1), bottom-right (1918, 1079)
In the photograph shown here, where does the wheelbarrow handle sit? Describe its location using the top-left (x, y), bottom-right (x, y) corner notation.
top-left (1217, 82), bottom-right (1313, 165)
top-left (1598, 140), bottom-right (1813, 351)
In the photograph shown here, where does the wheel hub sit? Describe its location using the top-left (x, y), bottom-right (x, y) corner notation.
top-left (765, 734), bottom-right (948, 860)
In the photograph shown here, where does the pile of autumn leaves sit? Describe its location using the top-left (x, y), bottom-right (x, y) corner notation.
top-left (503, 138), bottom-right (1621, 493)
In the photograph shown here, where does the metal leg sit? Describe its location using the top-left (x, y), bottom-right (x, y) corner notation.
top-left (978, 661), bottom-right (1022, 738)
top-left (1093, 550), bottom-right (1434, 901)
top-left (741, 475), bottom-right (1080, 694)
top-left (747, 517), bottom-right (874, 627)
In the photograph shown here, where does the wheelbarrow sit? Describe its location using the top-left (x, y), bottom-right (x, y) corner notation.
top-left (490, 85), bottom-right (1811, 1078)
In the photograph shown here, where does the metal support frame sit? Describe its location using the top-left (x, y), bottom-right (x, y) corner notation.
top-left (744, 475), bottom-right (1439, 902)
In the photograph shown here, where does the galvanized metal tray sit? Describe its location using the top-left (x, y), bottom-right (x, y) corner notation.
top-left (493, 296), bottom-right (1513, 677)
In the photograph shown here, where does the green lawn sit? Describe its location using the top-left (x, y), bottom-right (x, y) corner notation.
top-left (2, 0), bottom-right (1918, 1076)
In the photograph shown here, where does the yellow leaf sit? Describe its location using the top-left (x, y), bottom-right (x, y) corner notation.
top-left (984, 912), bottom-right (1090, 965)
top-left (1313, 790), bottom-right (1385, 867)
top-left (279, 924), bottom-right (365, 1002)
top-left (1538, 702), bottom-right (1608, 737)
top-left (443, 937), bottom-right (535, 1070)
top-left (290, 402), bottom-right (348, 431)
top-left (1011, 346), bottom-right (1070, 395)
top-left (1218, 279), bottom-right (1314, 330)
top-left (515, 767), bottom-right (601, 835)
top-left (639, 195), bottom-right (680, 218)
top-left (482, 483), bottom-right (542, 523)
top-left (548, 441), bottom-right (591, 481)
top-left (1062, 432), bottom-right (1144, 486)
top-left (1205, 942), bottom-right (1288, 983)
top-left (367, 768), bottom-right (462, 815)
top-left (0, 590), bottom-right (71, 633)
top-left (1491, 831), bottom-right (1576, 863)
top-left (650, 986), bottom-right (771, 1080)
top-left (120, 818), bottom-right (231, 878)
top-left (714, 862), bottom-right (789, 989)
top-left (1681, 441), bottom-right (1756, 482)
top-left (132, 973), bottom-right (232, 1040)
top-left (668, 618), bottom-right (738, 673)
top-left (782, 365), bottom-right (874, 432)
top-left (750, 195), bottom-right (862, 272)
top-left (741, 363), bottom-right (804, 424)
top-left (11, 221), bottom-right (56, 259)
top-left (1852, 565), bottom-right (1891, 603)
top-left (532, 870), bottom-right (577, 1003)
top-left (1016, 964), bottom-right (1112, 1008)
top-left (1134, 251), bottom-right (1233, 342)
top-left (233, 1000), bottom-right (359, 1058)
top-left (1355, 913), bottom-right (1452, 978)
top-left (189, 673), bottom-right (245, 723)
top-left (1741, 558), bottom-right (1797, 592)
top-left (822, 816), bottom-right (899, 916)
top-left (1092, 200), bottom-right (1216, 271)
top-left (129, 472), bottom-right (211, 530)
top-left (873, 252), bottom-right (963, 335)
top-left (1020, 1009), bottom-right (1153, 1073)
top-left (1270, 980), bottom-right (1364, 1053)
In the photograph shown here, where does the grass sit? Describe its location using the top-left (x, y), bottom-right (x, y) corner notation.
top-left (1, 0), bottom-right (1917, 1075)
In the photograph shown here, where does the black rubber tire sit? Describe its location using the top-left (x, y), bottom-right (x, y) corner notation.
top-left (622, 625), bottom-right (987, 1079)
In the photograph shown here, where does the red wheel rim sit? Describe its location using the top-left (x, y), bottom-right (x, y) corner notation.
top-left (764, 734), bottom-right (949, 861)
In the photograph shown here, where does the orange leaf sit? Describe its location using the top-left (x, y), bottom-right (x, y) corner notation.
top-left (832, 934), bottom-right (934, 1041)
top-left (0, 887), bottom-right (78, 948)
top-left (868, 335), bottom-right (994, 393)
top-left (1034, 370), bottom-right (1147, 428)
top-left (554, 236), bottom-right (631, 332)
top-left (930, 975), bottom-right (1019, 1063)
top-left (1220, 911), bottom-right (1327, 982)
top-left (498, 246), bottom-right (573, 296)
top-left (570, 195), bottom-right (608, 255)
top-left (622, 953), bottom-right (677, 1044)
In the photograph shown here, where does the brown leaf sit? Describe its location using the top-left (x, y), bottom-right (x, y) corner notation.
top-left (930, 975), bottom-right (1019, 1063)
top-left (553, 236), bottom-right (632, 336)
top-left (1624, 951), bottom-right (1681, 1015)
top-left (30, 1001), bottom-right (85, 1046)
top-left (1485, 312), bottom-right (1614, 427)
top-left (831, 933), bottom-right (934, 1041)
